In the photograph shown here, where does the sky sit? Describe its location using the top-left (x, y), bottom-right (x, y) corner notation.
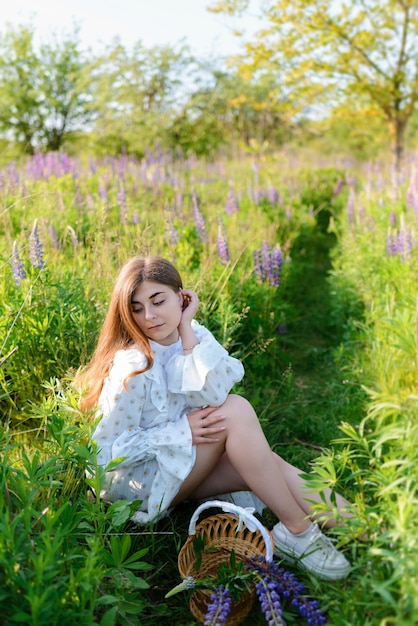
top-left (2, 0), bottom-right (263, 58)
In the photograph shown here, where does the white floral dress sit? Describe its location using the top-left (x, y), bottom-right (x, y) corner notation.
top-left (91, 320), bottom-right (244, 523)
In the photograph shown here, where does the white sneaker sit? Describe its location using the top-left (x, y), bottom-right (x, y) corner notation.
top-left (272, 521), bottom-right (351, 580)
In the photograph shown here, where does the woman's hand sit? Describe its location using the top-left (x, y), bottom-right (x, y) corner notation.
top-left (187, 406), bottom-right (226, 444)
top-left (179, 289), bottom-right (199, 327)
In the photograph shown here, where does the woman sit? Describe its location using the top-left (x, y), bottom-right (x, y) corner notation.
top-left (75, 255), bottom-right (352, 580)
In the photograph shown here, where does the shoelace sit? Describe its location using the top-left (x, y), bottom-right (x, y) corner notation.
top-left (303, 529), bottom-right (343, 559)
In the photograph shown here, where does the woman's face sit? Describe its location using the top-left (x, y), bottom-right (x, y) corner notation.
top-left (131, 280), bottom-right (183, 345)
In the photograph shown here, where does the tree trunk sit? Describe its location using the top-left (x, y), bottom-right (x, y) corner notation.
top-left (388, 116), bottom-right (407, 174)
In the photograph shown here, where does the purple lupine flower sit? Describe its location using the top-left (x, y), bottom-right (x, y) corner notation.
top-left (398, 225), bottom-right (414, 261)
top-left (255, 575), bottom-right (284, 625)
top-left (89, 157), bottom-right (97, 174)
top-left (253, 242), bottom-right (283, 286)
top-left (276, 322), bottom-right (287, 335)
top-left (74, 183), bottom-right (84, 208)
top-left (225, 188), bottom-right (239, 215)
top-left (249, 557), bottom-right (327, 626)
top-left (165, 206), bottom-right (180, 246)
top-left (357, 203), bottom-right (365, 223)
top-left (117, 184), bottom-right (127, 224)
top-left (217, 218), bottom-right (230, 265)
top-left (267, 186), bottom-right (279, 204)
top-left (85, 192), bottom-right (95, 209)
top-left (192, 188), bottom-right (200, 210)
top-left (60, 152), bottom-right (73, 176)
top-left (99, 182), bottom-right (108, 204)
top-left (386, 231), bottom-right (397, 257)
top-left (389, 212), bottom-right (397, 228)
top-left (11, 241), bottom-right (26, 286)
top-left (261, 240), bottom-right (272, 280)
top-left (192, 189), bottom-right (207, 242)
top-left (29, 220), bottom-right (45, 269)
top-left (203, 585), bottom-right (232, 625)
top-left (132, 211), bottom-right (141, 224)
top-left (405, 176), bottom-right (418, 212)
top-left (175, 191), bottom-right (183, 212)
top-left (270, 246), bottom-right (282, 287)
top-left (277, 570), bottom-right (327, 626)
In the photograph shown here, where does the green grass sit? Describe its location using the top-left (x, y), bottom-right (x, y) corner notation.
top-left (1, 150), bottom-right (418, 624)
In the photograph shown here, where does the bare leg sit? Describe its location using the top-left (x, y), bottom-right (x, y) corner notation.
top-left (170, 395), bottom-right (355, 580)
top-left (275, 456), bottom-right (352, 528)
top-left (172, 395), bottom-right (313, 534)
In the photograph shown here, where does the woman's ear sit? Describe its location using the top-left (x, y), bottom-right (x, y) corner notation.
top-left (179, 290), bottom-right (191, 311)
top-left (178, 290), bottom-right (185, 310)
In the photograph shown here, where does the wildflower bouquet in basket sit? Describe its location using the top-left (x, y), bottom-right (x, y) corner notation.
top-left (166, 500), bottom-right (327, 626)
top-left (166, 550), bottom-right (327, 625)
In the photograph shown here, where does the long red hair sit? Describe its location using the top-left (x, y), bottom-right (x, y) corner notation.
top-left (74, 255), bottom-right (183, 411)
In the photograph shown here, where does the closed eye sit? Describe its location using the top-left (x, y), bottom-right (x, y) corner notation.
top-left (153, 300), bottom-right (165, 306)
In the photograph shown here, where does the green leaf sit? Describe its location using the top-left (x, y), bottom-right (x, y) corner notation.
top-left (100, 605), bottom-right (118, 626)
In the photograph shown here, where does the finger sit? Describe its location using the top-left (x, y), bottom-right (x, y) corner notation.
top-left (198, 436), bottom-right (221, 443)
top-left (188, 406), bottom-right (217, 418)
top-left (201, 406), bottom-right (220, 417)
top-left (203, 425), bottom-right (226, 435)
top-left (203, 414), bottom-right (226, 426)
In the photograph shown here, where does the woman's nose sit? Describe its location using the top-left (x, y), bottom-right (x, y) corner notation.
top-left (144, 307), bottom-right (155, 320)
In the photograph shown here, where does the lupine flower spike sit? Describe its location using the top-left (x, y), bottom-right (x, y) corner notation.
top-left (217, 219), bottom-right (230, 265)
top-left (255, 575), bottom-right (284, 625)
top-left (249, 557), bottom-right (327, 626)
top-left (203, 585), bottom-right (232, 625)
top-left (11, 241), bottom-right (26, 286)
top-left (118, 184), bottom-right (127, 224)
top-left (225, 188), bottom-right (239, 215)
top-left (192, 189), bottom-right (207, 242)
top-left (29, 220), bottom-right (45, 269)
top-left (254, 241), bottom-right (282, 286)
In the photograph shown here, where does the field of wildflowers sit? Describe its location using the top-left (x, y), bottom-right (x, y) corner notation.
top-left (0, 148), bottom-right (417, 625)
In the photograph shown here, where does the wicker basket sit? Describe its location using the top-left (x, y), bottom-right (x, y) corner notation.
top-left (178, 500), bottom-right (274, 625)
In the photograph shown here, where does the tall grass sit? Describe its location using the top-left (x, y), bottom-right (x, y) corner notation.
top-left (1, 148), bottom-right (417, 624)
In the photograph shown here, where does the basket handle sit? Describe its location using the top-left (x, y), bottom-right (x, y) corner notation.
top-left (188, 499), bottom-right (274, 562)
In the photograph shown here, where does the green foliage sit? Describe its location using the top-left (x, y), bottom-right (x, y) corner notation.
top-left (212, 0), bottom-right (418, 169)
top-left (92, 40), bottom-right (192, 158)
top-left (0, 270), bottom-right (102, 418)
top-left (0, 385), bottom-right (154, 625)
top-left (1, 149), bottom-right (418, 624)
top-left (0, 24), bottom-right (94, 154)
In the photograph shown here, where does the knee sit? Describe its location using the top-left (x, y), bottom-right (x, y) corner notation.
top-left (221, 394), bottom-right (257, 422)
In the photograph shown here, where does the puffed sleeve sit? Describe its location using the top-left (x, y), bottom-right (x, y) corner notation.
top-left (166, 321), bottom-right (244, 407)
top-left (93, 349), bottom-right (192, 470)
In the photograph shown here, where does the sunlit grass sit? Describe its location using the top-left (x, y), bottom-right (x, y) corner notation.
top-left (1, 148), bottom-right (417, 624)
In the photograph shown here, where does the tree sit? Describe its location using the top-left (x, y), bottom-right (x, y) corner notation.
top-left (91, 39), bottom-right (192, 156)
top-left (209, 0), bottom-right (418, 170)
top-left (168, 64), bottom-right (292, 157)
top-left (0, 24), bottom-right (95, 153)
